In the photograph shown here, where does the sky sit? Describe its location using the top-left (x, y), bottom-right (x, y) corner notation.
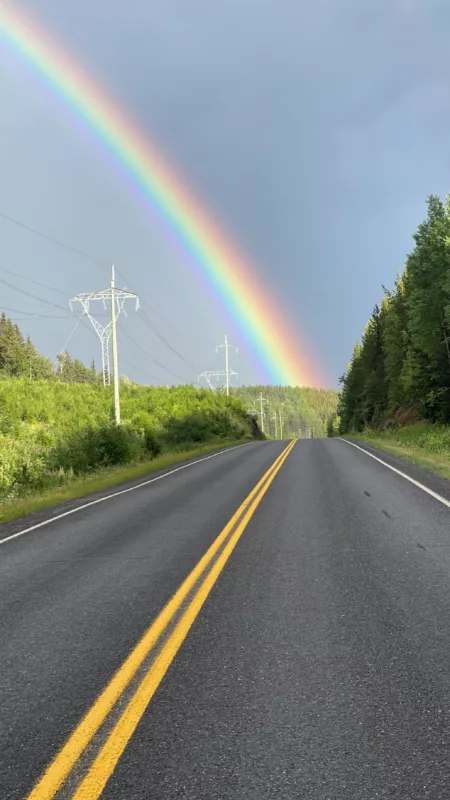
top-left (1, 0), bottom-right (450, 388)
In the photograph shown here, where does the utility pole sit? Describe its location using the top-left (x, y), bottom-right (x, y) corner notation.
top-left (111, 266), bottom-right (120, 424)
top-left (279, 411), bottom-right (284, 440)
top-left (70, 266), bottom-right (139, 422)
top-left (272, 415), bottom-right (278, 439)
top-left (258, 391), bottom-right (269, 433)
top-left (216, 334), bottom-right (238, 396)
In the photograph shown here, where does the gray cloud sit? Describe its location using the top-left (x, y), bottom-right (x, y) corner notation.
top-left (1, 0), bottom-right (450, 386)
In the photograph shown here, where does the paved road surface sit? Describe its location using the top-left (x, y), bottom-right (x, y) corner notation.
top-left (2, 438), bottom-right (450, 799)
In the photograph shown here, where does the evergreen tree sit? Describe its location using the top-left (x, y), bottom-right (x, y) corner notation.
top-left (338, 343), bottom-right (364, 431)
top-left (0, 313), bottom-right (29, 376)
top-left (339, 194), bottom-right (450, 430)
top-left (382, 279), bottom-right (408, 411)
top-left (402, 196), bottom-right (450, 420)
top-left (56, 351), bottom-right (75, 382)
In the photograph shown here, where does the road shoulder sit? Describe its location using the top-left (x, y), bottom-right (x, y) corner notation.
top-left (0, 441), bottom-right (256, 541)
top-left (339, 436), bottom-right (450, 505)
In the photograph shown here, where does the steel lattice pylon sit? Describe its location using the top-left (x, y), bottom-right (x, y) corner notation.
top-left (70, 285), bottom-right (139, 387)
top-left (198, 369), bottom-right (238, 393)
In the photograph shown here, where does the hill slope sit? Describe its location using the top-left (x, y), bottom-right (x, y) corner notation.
top-left (235, 385), bottom-right (338, 438)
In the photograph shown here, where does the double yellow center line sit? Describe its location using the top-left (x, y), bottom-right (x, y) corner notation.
top-left (28, 440), bottom-right (296, 799)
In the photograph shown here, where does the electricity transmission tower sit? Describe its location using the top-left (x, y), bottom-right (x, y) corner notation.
top-left (216, 334), bottom-right (238, 396)
top-left (70, 266), bottom-right (139, 424)
top-left (198, 369), bottom-right (238, 393)
top-left (199, 334), bottom-right (239, 394)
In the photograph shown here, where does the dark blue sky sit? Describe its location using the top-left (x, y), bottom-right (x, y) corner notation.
top-left (1, 0), bottom-right (450, 387)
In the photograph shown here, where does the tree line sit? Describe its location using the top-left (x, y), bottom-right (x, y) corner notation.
top-left (0, 312), bottom-right (100, 383)
top-left (235, 385), bottom-right (338, 438)
top-left (339, 195), bottom-right (450, 433)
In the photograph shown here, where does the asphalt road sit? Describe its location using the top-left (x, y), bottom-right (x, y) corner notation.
top-left (2, 438), bottom-right (450, 799)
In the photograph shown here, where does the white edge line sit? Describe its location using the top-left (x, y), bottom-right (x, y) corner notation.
top-left (0, 443), bottom-right (252, 547)
top-left (339, 437), bottom-right (450, 510)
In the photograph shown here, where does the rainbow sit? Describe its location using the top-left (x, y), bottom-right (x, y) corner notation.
top-left (0, 3), bottom-right (323, 386)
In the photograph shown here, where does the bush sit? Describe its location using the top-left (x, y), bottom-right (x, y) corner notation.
top-left (165, 414), bottom-right (210, 445)
top-left (0, 432), bottom-right (48, 498)
top-left (50, 423), bottom-right (144, 475)
top-left (0, 380), bottom-right (259, 501)
top-left (144, 428), bottom-right (162, 458)
top-left (326, 414), bottom-right (340, 437)
top-left (129, 412), bottom-right (162, 458)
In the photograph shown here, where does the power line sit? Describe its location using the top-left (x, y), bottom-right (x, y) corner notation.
top-left (0, 213), bottom-right (202, 384)
top-left (0, 265), bottom-right (69, 297)
top-left (118, 322), bottom-right (154, 361)
top-left (0, 214), bottom-right (195, 340)
top-left (59, 315), bottom-right (83, 355)
top-left (3, 268), bottom-right (198, 382)
top-left (7, 316), bottom-right (70, 321)
top-left (0, 276), bottom-right (73, 313)
top-left (0, 214), bottom-right (201, 376)
top-left (70, 270), bottom-right (139, 396)
top-left (69, 316), bottom-right (161, 383)
top-left (2, 262), bottom-right (199, 374)
top-left (117, 261), bottom-right (201, 350)
top-left (0, 210), bottom-right (106, 266)
top-left (2, 306), bottom-right (70, 318)
top-left (0, 280), bottom-right (109, 360)
top-left (120, 356), bottom-right (160, 383)
top-left (114, 266), bottom-right (200, 373)
top-left (138, 294), bottom-right (202, 347)
top-left (118, 322), bottom-right (188, 383)
top-left (137, 310), bottom-right (199, 373)
top-left (152, 358), bottom-right (188, 384)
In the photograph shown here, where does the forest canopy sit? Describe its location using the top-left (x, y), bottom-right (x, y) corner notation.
top-left (339, 195), bottom-right (450, 433)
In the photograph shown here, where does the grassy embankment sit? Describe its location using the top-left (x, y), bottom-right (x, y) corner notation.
top-left (350, 421), bottom-right (450, 480)
top-left (0, 380), bottom-right (260, 523)
top-left (0, 439), bottom-right (249, 525)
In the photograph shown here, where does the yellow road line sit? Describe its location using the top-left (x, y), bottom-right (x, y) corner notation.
top-left (27, 440), bottom-right (295, 800)
top-left (72, 439), bottom-right (296, 799)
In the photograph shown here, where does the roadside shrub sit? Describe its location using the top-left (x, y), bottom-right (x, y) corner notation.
top-left (144, 428), bottom-right (162, 458)
top-left (0, 433), bottom-right (48, 499)
top-left (130, 412), bottom-right (162, 458)
top-left (326, 414), bottom-right (340, 437)
top-left (0, 380), bottom-right (258, 500)
top-left (165, 414), bottom-right (210, 444)
top-left (51, 423), bottom-right (143, 474)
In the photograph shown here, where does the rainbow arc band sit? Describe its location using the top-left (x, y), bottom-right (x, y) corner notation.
top-left (27, 440), bottom-right (296, 799)
top-left (0, 2), bottom-right (321, 387)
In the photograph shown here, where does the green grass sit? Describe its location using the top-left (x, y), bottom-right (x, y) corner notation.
top-left (0, 439), bottom-right (250, 525)
top-left (350, 423), bottom-right (450, 480)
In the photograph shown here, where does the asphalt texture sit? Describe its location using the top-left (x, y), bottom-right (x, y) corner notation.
top-left (2, 438), bottom-right (450, 799)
